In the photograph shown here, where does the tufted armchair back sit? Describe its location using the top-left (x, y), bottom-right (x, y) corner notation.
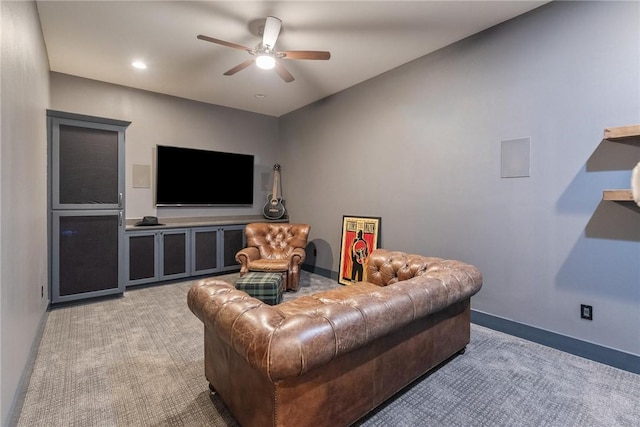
top-left (245, 223), bottom-right (310, 260)
top-left (236, 223), bottom-right (310, 291)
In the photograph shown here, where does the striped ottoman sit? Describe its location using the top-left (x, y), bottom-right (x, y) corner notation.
top-left (235, 272), bottom-right (283, 305)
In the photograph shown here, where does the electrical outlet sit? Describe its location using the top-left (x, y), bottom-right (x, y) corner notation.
top-left (580, 304), bottom-right (593, 321)
top-left (41, 285), bottom-right (44, 298)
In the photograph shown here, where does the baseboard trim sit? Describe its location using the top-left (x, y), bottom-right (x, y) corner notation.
top-left (7, 308), bottom-right (50, 426)
top-left (302, 264), bottom-right (337, 281)
top-left (471, 310), bottom-right (640, 374)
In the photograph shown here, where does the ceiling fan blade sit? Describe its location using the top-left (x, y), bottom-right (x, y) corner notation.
top-left (262, 16), bottom-right (282, 49)
top-left (197, 35), bottom-right (252, 52)
top-left (280, 50), bottom-right (331, 60)
top-left (224, 58), bottom-right (255, 76)
top-left (274, 62), bottom-right (295, 83)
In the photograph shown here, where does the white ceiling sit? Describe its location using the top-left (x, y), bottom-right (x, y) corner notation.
top-left (36, 1), bottom-right (550, 117)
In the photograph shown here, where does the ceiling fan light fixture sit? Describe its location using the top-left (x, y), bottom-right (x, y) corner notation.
top-left (198, 15), bottom-right (329, 82)
top-left (256, 54), bottom-right (275, 70)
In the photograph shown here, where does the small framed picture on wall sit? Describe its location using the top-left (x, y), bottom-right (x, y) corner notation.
top-left (338, 215), bottom-right (381, 286)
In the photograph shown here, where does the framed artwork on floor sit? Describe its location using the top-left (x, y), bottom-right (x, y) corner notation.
top-left (338, 215), bottom-right (381, 286)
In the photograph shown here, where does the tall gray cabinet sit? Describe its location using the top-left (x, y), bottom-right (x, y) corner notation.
top-left (48, 110), bottom-right (130, 304)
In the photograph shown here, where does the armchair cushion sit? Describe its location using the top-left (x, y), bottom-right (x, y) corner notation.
top-left (245, 259), bottom-right (290, 272)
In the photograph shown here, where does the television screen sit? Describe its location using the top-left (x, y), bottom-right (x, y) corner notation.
top-left (155, 145), bottom-right (254, 206)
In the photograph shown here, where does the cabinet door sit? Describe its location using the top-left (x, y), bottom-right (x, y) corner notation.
top-left (52, 211), bottom-right (124, 303)
top-left (126, 231), bottom-right (158, 286)
top-left (220, 225), bottom-right (245, 272)
top-left (159, 229), bottom-right (190, 280)
top-left (49, 114), bottom-right (126, 210)
top-left (191, 227), bottom-right (219, 276)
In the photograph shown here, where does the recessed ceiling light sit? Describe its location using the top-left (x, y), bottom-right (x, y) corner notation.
top-left (132, 61), bottom-right (147, 70)
top-left (254, 94), bottom-right (266, 99)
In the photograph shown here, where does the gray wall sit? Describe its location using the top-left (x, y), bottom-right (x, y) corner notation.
top-left (50, 72), bottom-right (280, 221)
top-left (3, 1), bottom-right (639, 423)
top-left (0, 1), bottom-right (50, 424)
top-left (279, 1), bottom-right (640, 356)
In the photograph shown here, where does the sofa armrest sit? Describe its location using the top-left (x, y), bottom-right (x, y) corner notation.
top-left (289, 247), bottom-right (306, 266)
top-left (235, 247), bottom-right (260, 265)
top-left (188, 279), bottom-right (349, 381)
top-left (187, 279), bottom-right (284, 373)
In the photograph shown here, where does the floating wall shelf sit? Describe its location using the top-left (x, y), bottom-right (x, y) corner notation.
top-left (601, 125), bottom-right (640, 206)
top-left (602, 189), bottom-right (633, 202)
top-left (603, 125), bottom-right (640, 143)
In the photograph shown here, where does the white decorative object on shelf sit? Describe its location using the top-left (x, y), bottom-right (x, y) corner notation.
top-left (632, 161), bottom-right (640, 207)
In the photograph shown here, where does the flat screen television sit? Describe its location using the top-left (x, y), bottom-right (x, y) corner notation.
top-left (155, 145), bottom-right (254, 206)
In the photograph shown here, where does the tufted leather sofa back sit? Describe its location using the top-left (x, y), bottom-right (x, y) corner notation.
top-left (245, 223), bottom-right (310, 260)
top-left (188, 248), bottom-right (482, 382)
top-left (365, 249), bottom-right (448, 286)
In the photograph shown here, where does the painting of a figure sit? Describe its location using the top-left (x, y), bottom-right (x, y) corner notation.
top-left (338, 216), bottom-right (381, 286)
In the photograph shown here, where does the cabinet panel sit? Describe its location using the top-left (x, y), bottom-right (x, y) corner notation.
top-left (128, 233), bottom-right (157, 282)
top-left (222, 226), bottom-right (245, 270)
top-left (49, 112), bottom-right (127, 211)
top-left (52, 211), bottom-right (124, 303)
top-left (160, 230), bottom-right (190, 279)
top-left (58, 124), bottom-right (119, 205)
top-left (193, 228), bottom-right (218, 275)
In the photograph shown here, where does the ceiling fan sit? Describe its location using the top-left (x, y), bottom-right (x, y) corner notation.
top-left (197, 16), bottom-right (330, 83)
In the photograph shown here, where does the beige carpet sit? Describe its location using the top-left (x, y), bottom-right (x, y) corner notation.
top-left (15, 271), bottom-right (640, 426)
top-left (15, 271), bottom-right (338, 426)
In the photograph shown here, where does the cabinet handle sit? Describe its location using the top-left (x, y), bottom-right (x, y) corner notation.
top-left (118, 193), bottom-right (123, 208)
top-left (119, 211), bottom-right (123, 226)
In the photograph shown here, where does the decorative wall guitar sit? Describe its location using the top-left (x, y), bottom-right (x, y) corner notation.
top-left (263, 164), bottom-right (286, 219)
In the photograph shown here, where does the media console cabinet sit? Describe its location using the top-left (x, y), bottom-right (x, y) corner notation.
top-left (125, 215), bottom-right (287, 287)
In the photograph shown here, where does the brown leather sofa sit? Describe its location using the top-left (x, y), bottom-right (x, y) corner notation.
top-left (235, 223), bottom-right (310, 291)
top-left (188, 249), bottom-right (483, 427)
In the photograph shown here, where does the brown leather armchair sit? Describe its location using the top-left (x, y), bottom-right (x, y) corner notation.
top-left (235, 223), bottom-right (310, 291)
